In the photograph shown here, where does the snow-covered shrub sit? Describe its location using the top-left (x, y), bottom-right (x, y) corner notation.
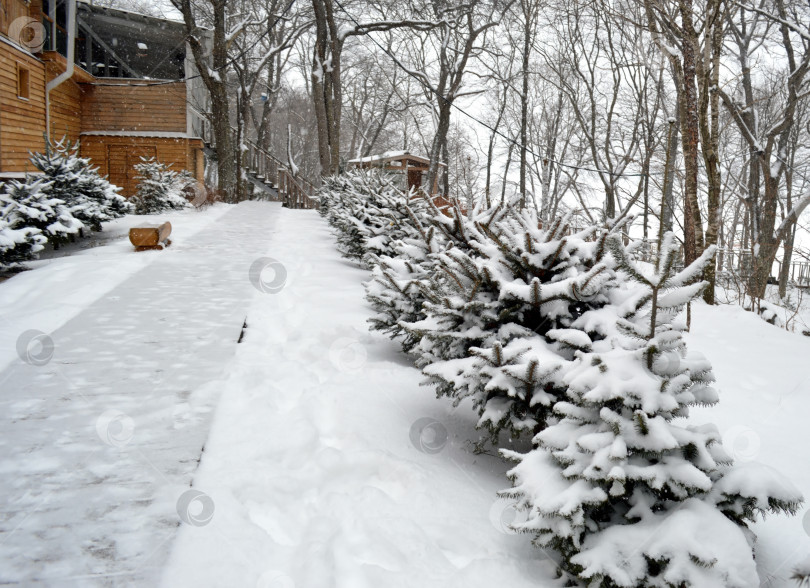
top-left (323, 173), bottom-right (803, 585)
top-left (0, 177), bottom-right (81, 248)
top-left (364, 205), bottom-right (444, 352)
top-left (400, 202), bottom-right (510, 368)
top-left (31, 139), bottom-right (131, 233)
top-left (364, 197), bottom-right (485, 354)
top-left (752, 299), bottom-right (786, 327)
top-left (502, 233), bottom-right (803, 587)
top-left (0, 181), bottom-right (48, 265)
top-left (132, 158), bottom-right (192, 214)
top-left (318, 168), bottom-right (427, 266)
top-left (405, 205), bottom-right (618, 445)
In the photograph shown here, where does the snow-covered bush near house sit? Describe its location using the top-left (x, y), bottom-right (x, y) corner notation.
top-left (317, 168), bottom-right (428, 266)
top-left (502, 233), bottom-right (803, 587)
top-left (0, 181), bottom-right (48, 265)
top-left (132, 157), bottom-right (194, 215)
top-left (0, 178), bottom-right (81, 250)
top-left (30, 139), bottom-right (131, 233)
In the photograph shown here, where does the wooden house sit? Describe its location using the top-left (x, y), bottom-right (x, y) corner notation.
top-left (347, 151), bottom-right (450, 207)
top-left (0, 0), bottom-right (208, 195)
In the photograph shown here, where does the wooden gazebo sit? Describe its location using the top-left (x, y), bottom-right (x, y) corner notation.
top-left (347, 151), bottom-right (445, 196)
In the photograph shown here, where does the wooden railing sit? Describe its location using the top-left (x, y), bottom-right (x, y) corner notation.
top-left (201, 120), bottom-right (318, 209)
top-left (277, 168), bottom-right (318, 209)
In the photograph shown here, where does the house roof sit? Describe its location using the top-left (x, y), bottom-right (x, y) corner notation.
top-left (347, 151), bottom-right (445, 168)
top-left (80, 131), bottom-right (196, 139)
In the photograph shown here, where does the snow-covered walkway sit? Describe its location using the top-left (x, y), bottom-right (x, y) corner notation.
top-left (0, 202), bottom-right (280, 585)
top-left (160, 208), bottom-right (553, 588)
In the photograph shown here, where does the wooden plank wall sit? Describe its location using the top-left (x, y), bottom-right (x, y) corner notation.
top-left (0, 0), bottom-right (32, 40)
top-left (0, 44), bottom-right (46, 172)
top-left (46, 61), bottom-right (83, 145)
top-left (80, 135), bottom-right (202, 196)
top-left (80, 82), bottom-right (187, 133)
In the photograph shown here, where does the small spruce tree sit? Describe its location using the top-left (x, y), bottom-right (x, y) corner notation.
top-left (30, 139), bottom-right (131, 233)
top-left (319, 168), bottom-right (429, 266)
top-left (0, 178), bottom-right (81, 248)
top-left (0, 181), bottom-right (48, 265)
top-left (502, 233), bottom-right (803, 587)
top-left (409, 205), bottom-right (618, 445)
top-left (365, 202), bottom-right (446, 352)
top-left (132, 158), bottom-right (191, 214)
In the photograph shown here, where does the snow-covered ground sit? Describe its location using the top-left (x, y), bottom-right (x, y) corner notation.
top-left (2, 202), bottom-right (810, 586)
top-left (0, 205), bottom-right (232, 374)
top-left (0, 202), bottom-right (278, 584)
top-left (688, 303), bottom-right (810, 587)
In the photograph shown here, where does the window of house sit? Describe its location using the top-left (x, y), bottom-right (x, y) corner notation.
top-left (17, 65), bottom-right (30, 99)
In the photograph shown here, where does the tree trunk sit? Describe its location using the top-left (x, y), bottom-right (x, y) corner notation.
top-left (697, 0), bottom-right (723, 304)
top-left (778, 221), bottom-right (795, 299)
top-left (311, 0), bottom-right (333, 175)
top-left (427, 100), bottom-right (453, 196)
top-left (661, 110), bottom-right (678, 235)
top-left (678, 0), bottom-right (704, 265)
top-left (518, 0), bottom-right (532, 208)
top-left (174, 0), bottom-right (236, 198)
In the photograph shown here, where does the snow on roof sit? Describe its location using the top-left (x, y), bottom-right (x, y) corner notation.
top-left (348, 151), bottom-right (420, 164)
top-left (80, 131), bottom-right (196, 139)
top-left (77, 0), bottom-right (185, 26)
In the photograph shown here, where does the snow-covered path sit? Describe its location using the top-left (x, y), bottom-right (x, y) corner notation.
top-left (0, 202), bottom-right (279, 585)
top-left (160, 208), bottom-right (556, 588)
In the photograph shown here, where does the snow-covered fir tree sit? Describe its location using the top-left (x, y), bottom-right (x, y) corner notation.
top-left (407, 205), bottom-right (617, 445)
top-left (0, 178), bottom-right (81, 248)
top-left (30, 139), bottom-right (131, 233)
top-left (364, 196), bottom-right (486, 353)
top-left (401, 201), bottom-right (508, 368)
top-left (132, 158), bottom-right (192, 214)
top-left (364, 202), bottom-right (444, 351)
top-left (0, 181), bottom-right (48, 265)
top-left (502, 233), bottom-right (803, 587)
top-left (318, 168), bottom-right (428, 266)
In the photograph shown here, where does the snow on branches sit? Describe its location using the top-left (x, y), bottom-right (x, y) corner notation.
top-left (503, 233), bottom-right (802, 587)
top-left (318, 167), bottom-right (429, 266)
top-left (403, 204), bottom-right (616, 445)
top-left (31, 139), bottom-right (131, 233)
top-left (1, 139), bottom-right (135, 267)
top-left (0, 180), bottom-right (49, 265)
top-left (320, 172), bottom-right (802, 587)
top-left (132, 158), bottom-right (194, 215)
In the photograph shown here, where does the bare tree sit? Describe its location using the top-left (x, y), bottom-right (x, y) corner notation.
top-left (172, 0), bottom-right (237, 196)
top-left (716, 0), bottom-right (810, 299)
top-left (310, 0), bottom-right (436, 175)
top-left (411, 0), bottom-right (511, 196)
top-left (643, 0), bottom-right (708, 267)
top-left (542, 0), bottom-right (647, 221)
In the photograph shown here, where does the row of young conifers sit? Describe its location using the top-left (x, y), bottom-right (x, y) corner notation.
top-left (0, 141), bottom-right (193, 267)
top-left (317, 169), bottom-right (803, 588)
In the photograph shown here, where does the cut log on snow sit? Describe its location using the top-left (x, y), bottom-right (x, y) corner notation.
top-left (129, 222), bottom-right (172, 251)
